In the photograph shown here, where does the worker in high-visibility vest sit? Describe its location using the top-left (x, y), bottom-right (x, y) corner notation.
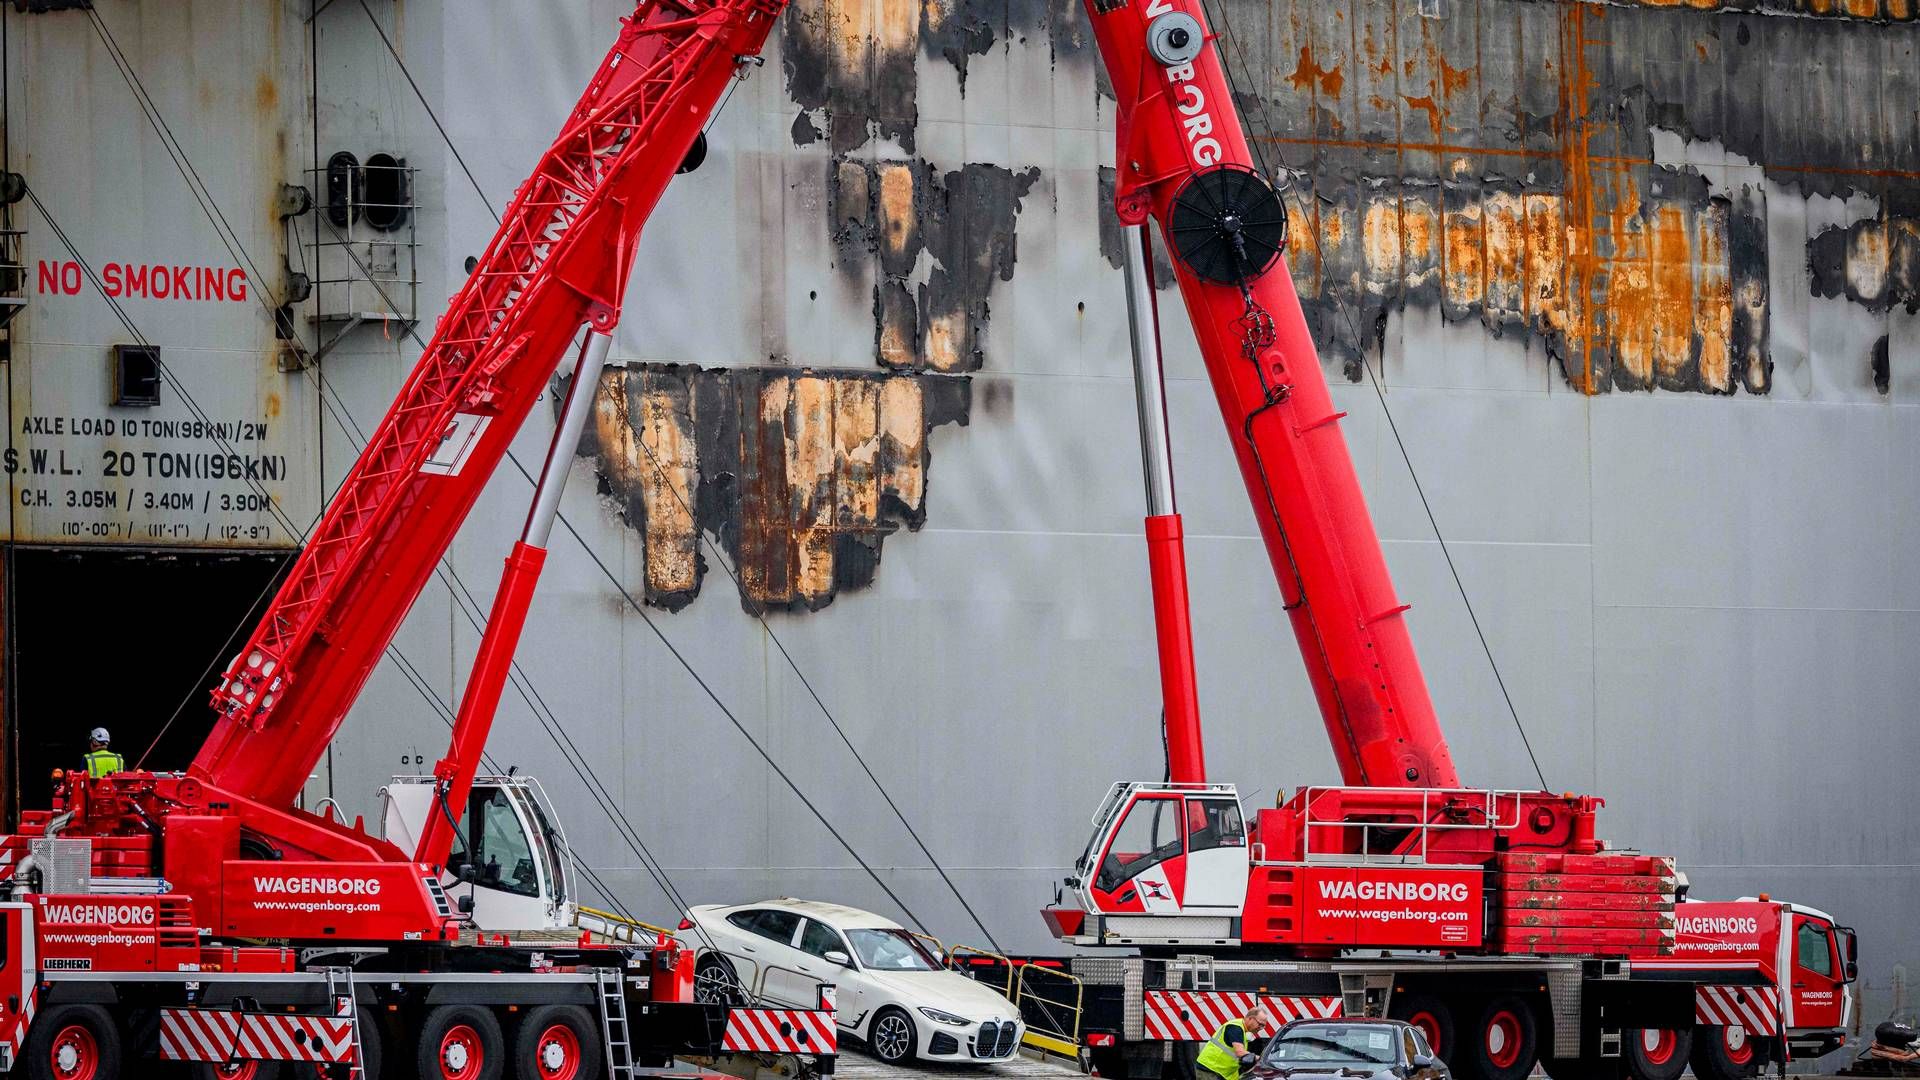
top-left (1196, 1006), bottom-right (1272, 1080)
top-left (83, 727), bottom-right (124, 779)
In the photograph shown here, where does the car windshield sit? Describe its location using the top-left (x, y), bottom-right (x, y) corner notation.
top-left (1264, 1025), bottom-right (1401, 1067)
top-left (846, 928), bottom-right (941, 971)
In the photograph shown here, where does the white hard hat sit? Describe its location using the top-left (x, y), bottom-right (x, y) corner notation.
top-left (90, 727), bottom-right (111, 744)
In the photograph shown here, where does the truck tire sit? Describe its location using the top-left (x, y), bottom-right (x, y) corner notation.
top-left (1458, 996), bottom-right (1537, 1080)
top-left (1390, 994), bottom-right (1456, 1064)
top-left (417, 1005), bottom-right (505, 1080)
top-left (1540, 1056), bottom-right (1627, 1080)
top-left (28, 1003), bottom-right (123, 1080)
top-left (1689, 1025), bottom-right (1759, 1080)
top-left (191, 1061), bottom-right (283, 1080)
top-left (353, 1004), bottom-right (385, 1080)
top-left (511, 1005), bottom-right (602, 1080)
top-left (1624, 1028), bottom-right (1691, 1080)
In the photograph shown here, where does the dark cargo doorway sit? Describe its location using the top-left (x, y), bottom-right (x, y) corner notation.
top-left (6, 547), bottom-right (290, 820)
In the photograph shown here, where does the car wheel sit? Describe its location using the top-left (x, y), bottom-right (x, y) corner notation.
top-left (1624, 1028), bottom-right (1691, 1080)
top-left (694, 954), bottom-right (746, 1006)
top-left (868, 1007), bottom-right (916, 1065)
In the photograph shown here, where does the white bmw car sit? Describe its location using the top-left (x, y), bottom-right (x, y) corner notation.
top-left (679, 898), bottom-right (1026, 1065)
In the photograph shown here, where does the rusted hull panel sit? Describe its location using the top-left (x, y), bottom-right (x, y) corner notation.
top-left (578, 366), bottom-right (968, 614)
top-left (1238, 0), bottom-right (1916, 395)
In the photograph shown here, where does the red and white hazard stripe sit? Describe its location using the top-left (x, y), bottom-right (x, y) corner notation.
top-left (1, 985), bottom-right (37, 1065)
top-left (1144, 991), bottom-right (1343, 1041)
top-left (157, 1007), bottom-right (356, 1064)
top-left (1695, 985), bottom-right (1781, 1037)
top-left (722, 1008), bottom-right (838, 1054)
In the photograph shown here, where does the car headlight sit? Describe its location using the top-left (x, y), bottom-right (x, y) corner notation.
top-left (918, 1007), bottom-right (971, 1027)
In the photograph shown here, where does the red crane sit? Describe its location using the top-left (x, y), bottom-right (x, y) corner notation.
top-left (0, 6), bottom-right (841, 1078)
top-left (1047, 3), bottom-right (1854, 1080)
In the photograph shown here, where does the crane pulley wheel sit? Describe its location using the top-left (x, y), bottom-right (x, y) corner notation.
top-left (1167, 164), bottom-right (1288, 286)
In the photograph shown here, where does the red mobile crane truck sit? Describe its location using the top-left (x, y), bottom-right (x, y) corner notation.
top-left (1028, 2), bottom-right (1859, 1079)
top-left (0, 6), bottom-right (838, 1080)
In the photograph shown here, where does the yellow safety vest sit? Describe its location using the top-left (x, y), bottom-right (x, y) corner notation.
top-left (1197, 1021), bottom-right (1247, 1080)
top-left (84, 750), bottom-right (124, 779)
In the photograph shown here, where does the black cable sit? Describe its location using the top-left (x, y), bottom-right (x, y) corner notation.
top-left (87, 9), bottom-right (290, 326)
top-left (347, 17), bottom-right (998, 945)
top-left (1351, 350), bottom-right (1547, 789)
top-left (32, 178), bottom-right (684, 943)
top-left (551, 507), bottom-right (936, 931)
top-left (75, 12), bottom-right (741, 947)
top-left (383, 645), bottom-right (646, 924)
top-left (332, 31), bottom-right (990, 941)
top-left (352, 0), bottom-right (499, 225)
top-left (1196, 3), bottom-right (1548, 792)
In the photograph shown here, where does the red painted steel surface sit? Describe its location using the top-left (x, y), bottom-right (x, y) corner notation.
top-left (1145, 514), bottom-right (1205, 783)
top-left (1077, 0), bottom-right (1458, 789)
top-left (415, 541), bottom-right (549, 867)
top-left (197, 0), bottom-right (785, 812)
top-left (0, 0), bottom-right (788, 961)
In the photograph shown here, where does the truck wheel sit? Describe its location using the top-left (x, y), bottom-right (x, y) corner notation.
top-left (1624, 1028), bottom-right (1691, 1080)
top-left (1390, 994), bottom-right (1456, 1064)
top-left (350, 1004), bottom-right (385, 1080)
top-left (417, 1005), bottom-right (504, 1080)
top-left (1540, 1056), bottom-right (1627, 1080)
top-left (29, 1004), bottom-right (123, 1080)
top-left (512, 1005), bottom-right (602, 1080)
top-left (1459, 996), bottom-right (1537, 1080)
top-left (191, 1062), bottom-right (283, 1080)
top-left (1689, 1026), bottom-right (1759, 1080)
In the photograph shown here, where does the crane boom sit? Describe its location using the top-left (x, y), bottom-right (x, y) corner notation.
top-left (1087, 0), bottom-right (1459, 789)
top-left (197, 0), bottom-right (781, 811)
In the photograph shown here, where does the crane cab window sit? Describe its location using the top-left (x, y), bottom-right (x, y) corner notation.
top-left (1795, 918), bottom-right (1835, 977)
top-left (1185, 798), bottom-right (1246, 852)
top-left (452, 788), bottom-right (541, 898)
top-left (1097, 796), bottom-right (1183, 892)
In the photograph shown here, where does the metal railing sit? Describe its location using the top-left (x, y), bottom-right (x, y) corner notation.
top-left (938, 940), bottom-right (1086, 1058)
top-left (301, 161), bottom-right (419, 361)
top-left (1279, 786), bottom-right (1530, 864)
top-left (575, 905), bottom-right (673, 945)
top-left (1015, 961), bottom-right (1084, 1058)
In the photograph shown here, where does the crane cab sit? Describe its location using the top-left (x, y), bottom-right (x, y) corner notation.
top-left (1048, 782), bottom-right (1251, 945)
top-left (380, 774), bottom-right (577, 932)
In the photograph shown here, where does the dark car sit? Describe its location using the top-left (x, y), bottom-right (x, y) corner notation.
top-left (1247, 1019), bottom-right (1451, 1080)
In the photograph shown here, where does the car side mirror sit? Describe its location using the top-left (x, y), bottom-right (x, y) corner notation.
top-left (1846, 960), bottom-right (1860, 982)
top-left (1846, 934), bottom-right (1859, 963)
top-left (1412, 1055), bottom-right (1438, 1070)
top-left (825, 949), bottom-right (852, 967)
